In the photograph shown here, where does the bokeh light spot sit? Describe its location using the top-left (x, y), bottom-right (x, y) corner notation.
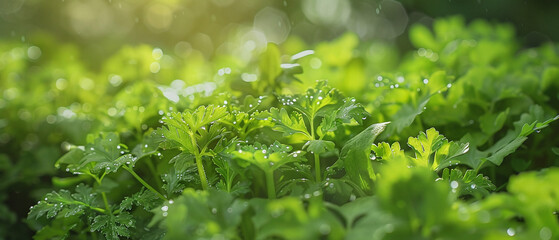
top-left (254, 7), bottom-right (291, 44)
top-left (27, 46), bottom-right (41, 60)
top-left (144, 3), bottom-right (174, 32)
top-left (302, 0), bottom-right (351, 27)
top-left (150, 62), bottom-right (161, 73)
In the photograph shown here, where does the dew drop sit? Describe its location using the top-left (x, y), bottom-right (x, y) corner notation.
top-left (450, 181), bottom-right (459, 189)
top-left (507, 228), bottom-right (515, 236)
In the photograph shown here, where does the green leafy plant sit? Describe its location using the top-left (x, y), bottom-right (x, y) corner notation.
top-left (2, 15), bottom-right (556, 240)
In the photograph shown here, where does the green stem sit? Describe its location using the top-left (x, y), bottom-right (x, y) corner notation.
top-left (101, 192), bottom-right (112, 215)
top-left (90, 206), bottom-right (107, 214)
top-left (87, 172), bottom-right (112, 215)
top-left (76, 201), bottom-right (106, 214)
top-left (145, 158), bottom-right (162, 188)
top-left (341, 179), bottom-right (367, 197)
top-left (189, 133), bottom-right (209, 191)
top-left (123, 166), bottom-right (167, 201)
top-left (310, 113), bottom-right (316, 139)
top-left (226, 169), bottom-right (233, 193)
top-left (265, 170), bottom-right (276, 199)
top-left (240, 122), bottom-right (250, 140)
top-left (314, 153), bottom-right (321, 182)
top-left (195, 153), bottom-right (209, 190)
top-left (309, 113), bottom-right (322, 182)
top-left (474, 158), bottom-right (487, 174)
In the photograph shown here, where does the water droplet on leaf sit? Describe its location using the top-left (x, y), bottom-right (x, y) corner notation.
top-left (450, 181), bottom-right (459, 189)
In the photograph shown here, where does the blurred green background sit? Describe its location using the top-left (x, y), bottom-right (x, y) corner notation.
top-left (1, 0), bottom-right (559, 238)
top-left (2, 0), bottom-right (559, 66)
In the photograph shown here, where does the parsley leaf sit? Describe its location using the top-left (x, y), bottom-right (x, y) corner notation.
top-left (90, 212), bottom-right (135, 240)
top-left (339, 122), bottom-right (389, 193)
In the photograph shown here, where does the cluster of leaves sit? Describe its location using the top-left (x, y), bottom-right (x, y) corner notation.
top-left (1, 16), bottom-right (558, 239)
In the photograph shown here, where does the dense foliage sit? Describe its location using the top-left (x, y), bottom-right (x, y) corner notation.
top-left (1, 16), bottom-right (559, 239)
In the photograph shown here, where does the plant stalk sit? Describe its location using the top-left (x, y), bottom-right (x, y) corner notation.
top-left (195, 154), bottom-right (209, 190)
top-left (314, 153), bottom-right (321, 182)
top-left (123, 166), bottom-right (167, 201)
top-left (265, 170), bottom-right (276, 199)
top-left (145, 158), bottom-right (162, 188)
top-left (189, 132), bottom-right (209, 191)
top-left (101, 192), bottom-right (112, 215)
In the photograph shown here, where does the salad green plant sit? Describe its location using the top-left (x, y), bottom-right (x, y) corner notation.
top-left (0, 16), bottom-right (558, 239)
